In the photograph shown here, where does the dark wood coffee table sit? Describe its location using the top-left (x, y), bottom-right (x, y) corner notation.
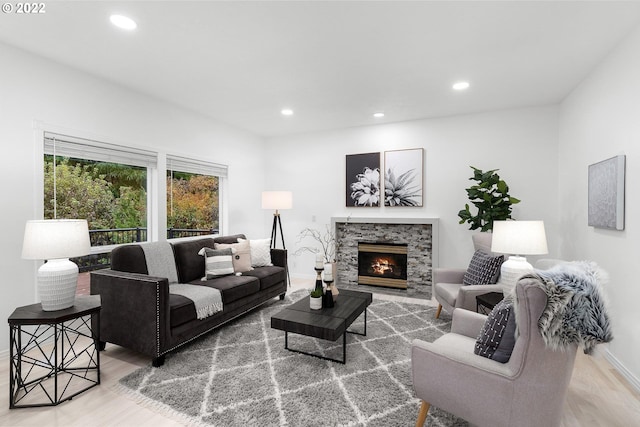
top-left (271, 289), bottom-right (372, 364)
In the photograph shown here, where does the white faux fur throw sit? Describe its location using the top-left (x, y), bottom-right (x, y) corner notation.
top-left (522, 261), bottom-right (613, 354)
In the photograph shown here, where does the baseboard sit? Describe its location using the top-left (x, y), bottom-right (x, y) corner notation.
top-left (602, 347), bottom-right (640, 393)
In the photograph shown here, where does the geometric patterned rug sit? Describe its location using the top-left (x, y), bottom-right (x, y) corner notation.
top-left (118, 291), bottom-right (468, 426)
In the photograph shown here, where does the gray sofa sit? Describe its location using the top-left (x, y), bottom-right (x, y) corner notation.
top-left (90, 234), bottom-right (287, 366)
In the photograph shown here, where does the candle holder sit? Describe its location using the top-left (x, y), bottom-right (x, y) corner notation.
top-left (322, 277), bottom-right (334, 308)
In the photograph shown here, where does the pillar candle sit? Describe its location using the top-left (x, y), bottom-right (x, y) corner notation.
top-left (324, 263), bottom-right (333, 282)
top-left (315, 253), bottom-right (324, 269)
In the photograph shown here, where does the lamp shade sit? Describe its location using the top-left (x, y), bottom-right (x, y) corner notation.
top-left (491, 220), bottom-right (548, 255)
top-left (261, 191), bottom-right (293, 210)
top-left (22, 219), bottom-right (91, 260)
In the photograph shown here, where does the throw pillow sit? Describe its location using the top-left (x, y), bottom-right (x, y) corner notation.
top-left (474, 295), bottom-right (517, 363)
top-left (214, 240), bottom-right (253, 273)
top-left (463, 250), bottom-right (504, 286)
top-left (237, 238), bottom-right (273, 267)
top-left (198, 247), bottom-right (234, 279)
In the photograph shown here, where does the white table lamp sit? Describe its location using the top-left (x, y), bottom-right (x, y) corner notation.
top-left (22, 219), bottom-right (91, 311)
top-left (491, 220), bottom-right (548, 291)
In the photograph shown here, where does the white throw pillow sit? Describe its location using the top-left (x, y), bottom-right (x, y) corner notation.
top-left (214, 240), bottom-right (253, 273)
top-left (238, 238), bottom-right (273, 267)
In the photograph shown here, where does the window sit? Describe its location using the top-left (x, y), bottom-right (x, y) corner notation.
top-left (42, 133), bottom-right (228, 294)
top-left (166, 155), bottom-right (227, 239)
top-left (44, 132), bottom-right (157, 276)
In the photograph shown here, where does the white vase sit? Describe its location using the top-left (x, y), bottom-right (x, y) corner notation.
top-left (310, 296), bottom-right (322, 310)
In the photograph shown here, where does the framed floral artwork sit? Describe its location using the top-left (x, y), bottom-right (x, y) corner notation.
top-left (346, 152), bottom-right (380, 207)
top-left (384, 148), bottom-right (424, 207)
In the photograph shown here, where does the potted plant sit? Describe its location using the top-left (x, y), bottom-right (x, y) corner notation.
top-left (458, 166), bottom-right (521, 232)
top-left (309, 288), bottom-right (323, 310)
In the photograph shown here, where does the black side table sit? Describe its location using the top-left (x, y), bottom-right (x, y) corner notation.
top-left (8, 295), bottom-right (101, 408)
top-left (476, 292), bottom-right (504, 315)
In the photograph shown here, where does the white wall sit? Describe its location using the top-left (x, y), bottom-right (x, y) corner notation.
top-left (265, 106), bottom-right (560, 278)
top-left (0, 42), bottom-right (267, 353)
top-left (558, 24), bottom-right (640, 386)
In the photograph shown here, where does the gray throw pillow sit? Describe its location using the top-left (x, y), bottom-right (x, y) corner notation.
top-left (474, 295), bottom-right (516, 363)
top-left (463, 250), bottom-right (504, 285)
top-left (198, 247), bottom-right (235, 279)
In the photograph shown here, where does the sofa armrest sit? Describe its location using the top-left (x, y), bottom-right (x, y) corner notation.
top-left (90, 269), bottom-right (170, 358)
top-left (456, 284), bottom-right (504, 311)
top-left (433, 268), bottom-right (466, 284)
top-left (451, 308), bottom-right (487, 338)
top-left (270, 248), bottom-right (287, 268)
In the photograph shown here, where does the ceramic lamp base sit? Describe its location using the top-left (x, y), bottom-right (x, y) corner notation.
top-left (37, 258), bottom-right (78, 311)
top-left (498, 256), bottom-right (534, 293)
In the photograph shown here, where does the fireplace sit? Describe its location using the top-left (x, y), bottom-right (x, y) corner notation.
top-left (357, 242), bottom-right (408, 289)
top-left (332, 216), bottom-right (438, 294)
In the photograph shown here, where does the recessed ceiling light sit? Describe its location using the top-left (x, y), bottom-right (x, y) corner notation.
top-left (452, 81), bottom-right (470, 91)
top-left (281, 109), bottom-right (294, 116)
top-left (110, 14), bottom-right (137, 31)
top-left (373, 112), bottom-right (385, 118)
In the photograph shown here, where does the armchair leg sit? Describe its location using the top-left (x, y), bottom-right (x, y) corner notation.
top-left (435, 304), bottom-right (442, 319)
top-left (416, 400), bottom-right (430, 427)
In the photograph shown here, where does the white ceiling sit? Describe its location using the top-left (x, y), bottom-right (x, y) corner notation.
top-left (2, 1), bottom-right (640, 138)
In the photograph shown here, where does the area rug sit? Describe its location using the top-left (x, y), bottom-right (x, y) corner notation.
top-left (118, 292), bottom-right (467, 426)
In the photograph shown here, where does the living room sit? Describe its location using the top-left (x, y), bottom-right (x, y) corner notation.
top-left (1, 1), bottom-right (639, 425)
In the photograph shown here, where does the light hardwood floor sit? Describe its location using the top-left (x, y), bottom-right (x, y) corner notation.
top-left (1, 280), bottom-right (639, 426)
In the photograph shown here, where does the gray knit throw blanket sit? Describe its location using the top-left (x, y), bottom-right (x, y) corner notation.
top-left (522, 261), bottom-right (613, 354)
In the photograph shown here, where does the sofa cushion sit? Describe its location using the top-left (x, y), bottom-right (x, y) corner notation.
top-left (172, 238), bottom-right (217, 283)
top-left (169, 294), bottom-right (197, 328)
top-left (111, 244), bottom-right (149, 274)
top-left (474, 296), bottom-right (516, 363)
top-left (463, 250), bottom-right (504, 286)
top-left (199, 247), bottom-right (235, 279)
top-left (214, 240), bottom-right (253, 273)
top-left (191, 275), bottom-right (260, 304)
top-left (242, 266), bottom-right (286, 290)
top-left (213, 234), bottom-right (246, 245)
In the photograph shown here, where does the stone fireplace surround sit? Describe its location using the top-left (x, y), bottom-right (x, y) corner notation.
top-left (331, 217), bottom-right (439, 294)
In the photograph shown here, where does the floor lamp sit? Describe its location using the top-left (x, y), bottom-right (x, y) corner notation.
top-left (262, 191), bottom-right (292, 284)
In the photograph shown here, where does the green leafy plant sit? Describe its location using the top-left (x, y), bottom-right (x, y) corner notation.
top-left (310, 288), bottom-right (323, 298)
top-left (457, 166), bottom-right (521, 232)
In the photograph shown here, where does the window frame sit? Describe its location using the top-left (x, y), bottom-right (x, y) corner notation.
top-left (165, 154), bottom-right (227, 240)
top-left (42, 131), bottom-right (157, 255)
top-left (34, 125), bottom-right (229, 256)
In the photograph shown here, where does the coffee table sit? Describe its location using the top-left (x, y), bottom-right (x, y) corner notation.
top-left (271, 289), bottom-right (372, 364)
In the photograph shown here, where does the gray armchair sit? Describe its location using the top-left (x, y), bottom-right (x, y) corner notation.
top-left (434, 233), bottom-right (504, 318)
top-left (412, 277), bottom-right (578, 427)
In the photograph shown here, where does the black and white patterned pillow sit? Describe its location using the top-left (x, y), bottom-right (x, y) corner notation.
top-left (198, 247), bottom-right (235, 279)
top-left (474, 296), bottom-right (516, 363)
top-left (463, 250), bottom-right (504, 285)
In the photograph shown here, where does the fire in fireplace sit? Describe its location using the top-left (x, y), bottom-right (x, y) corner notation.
top-left (357, 242), bottom-right (408, 289)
